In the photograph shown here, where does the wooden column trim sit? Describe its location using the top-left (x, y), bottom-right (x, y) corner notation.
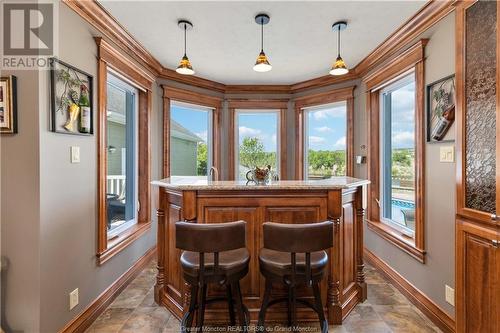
top-left (228, 107), bottom-right (235, 180)
top-left (280, 108), bottom-right (287, 180)
top-left (162, 96), bottom-right (171, 178)
top-left (293, 86), bottom-right (356, 180)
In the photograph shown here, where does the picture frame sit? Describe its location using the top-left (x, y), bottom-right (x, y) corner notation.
top-left (50, 57), bottom-right (94, 135)
top-left (426, 74), bottom-right (455, 143)
top-left (0, 75), bottom-right (18, 134)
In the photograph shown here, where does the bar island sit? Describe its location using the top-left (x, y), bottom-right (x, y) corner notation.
top-left (152, 177), bottom-right (370, 325)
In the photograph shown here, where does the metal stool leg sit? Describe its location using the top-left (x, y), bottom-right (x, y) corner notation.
top-left (226, 283), bottom-right (236, 326)
top-left (233, 281), bottom-right (248, 332)
top-left (257, 279), bottom-right (272, 331)
top-left (312, 282), bottom-right (328, 333)
top-left (196, 283), bottom-right (207, 331)
top-left (290, 284), bottom-right (297, 329)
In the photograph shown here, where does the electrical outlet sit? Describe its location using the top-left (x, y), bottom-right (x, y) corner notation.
top-left (439, 146), bottom-right (455, 163)
top-left (70, 146), bottom-right (80, 163)
top-left (445, 285), bottom-right (455, 306)
top-left (69, 288), bottom-right (79, 310)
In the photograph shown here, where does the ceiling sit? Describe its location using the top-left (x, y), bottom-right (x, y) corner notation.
top-left (98, 1), bottom-right (426, 85)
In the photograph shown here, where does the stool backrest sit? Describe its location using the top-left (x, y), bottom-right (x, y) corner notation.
top-left (262, 221), bottom-right (333, 253)
top-left (262, 221), bottom-right (333, 284)
top-left (176, 220), bottom-right (247, 253)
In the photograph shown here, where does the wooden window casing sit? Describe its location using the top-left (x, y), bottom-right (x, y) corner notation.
top-left (294, 86), bottom-right (355, 180)
top-left (364, 39), bottom-right (427, 263)
top-left (161, 86), bottom-right (222, 179)
top-left (96, 37), bottom-right (154, 265)
top-left (227, 99), bottom-right (288, 181)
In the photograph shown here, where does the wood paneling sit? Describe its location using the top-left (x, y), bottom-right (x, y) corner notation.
top-left (364, 248), bottom-right (455, 333)
top-left (456, 219), bottom-right (499, 333)
top-left (59, 247), bottom-right (156, 333)
top-left (154, 186), bottom-right (366, 325)
top-left (364, 39), bottom-right (426, 262)
top-left (96, 39), bottom-right (152, 264)
top-left (455, 3), bottom-right (500, 332)
top-left (294, 86), bottom-right (356, 180)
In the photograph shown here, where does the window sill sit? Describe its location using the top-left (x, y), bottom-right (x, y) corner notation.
top-left (97, 222), bottom-right (151, 265)
top-left (366, 219), bottom-right (426, 263)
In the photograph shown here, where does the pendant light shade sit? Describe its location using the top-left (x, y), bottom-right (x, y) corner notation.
top-left (253, 14), bottom-right (272, 72)
top-left (176, 20), bottom-right (195, 75)
top-left (330, 21), bottom-right (349, 76)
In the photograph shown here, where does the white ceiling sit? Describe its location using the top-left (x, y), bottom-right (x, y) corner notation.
top-left (99, 1), bottom-right (425, 85)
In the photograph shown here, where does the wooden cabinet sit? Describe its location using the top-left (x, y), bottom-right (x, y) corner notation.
top-left (455, 1), bottom-right (500, 332)
top-left (153, 185), bottom-right (368, 325)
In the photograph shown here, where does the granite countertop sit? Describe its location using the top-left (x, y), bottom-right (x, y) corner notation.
top-left (151, 176), bottom-right (370, 191)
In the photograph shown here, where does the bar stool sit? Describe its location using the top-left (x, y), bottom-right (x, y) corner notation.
top-left (176, 220), bottom-right (250, 332)
top-left (257, 221), bottom-right (334, 333)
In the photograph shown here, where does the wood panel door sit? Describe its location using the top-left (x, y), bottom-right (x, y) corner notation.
top-left (456, 219), bottom-right (500, 333)
top-left (456, 0), bottom-right (500, 226)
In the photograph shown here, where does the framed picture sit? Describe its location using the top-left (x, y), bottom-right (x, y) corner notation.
top-left (0, 76), bottom-right (18, 134)
top-left (426, 74), bottom-right (455, 143)
top-left (50, 58), bottom-right (94, 135)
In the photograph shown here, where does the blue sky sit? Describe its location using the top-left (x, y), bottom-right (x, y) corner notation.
top-left (306, 103), bottom-right (346, 151)
top-left (237, 112), bottom-right (278, 152)
top-left (171, 104), bottom-right (209, 142)
top-left (388, 80), bottom-right (415, 149)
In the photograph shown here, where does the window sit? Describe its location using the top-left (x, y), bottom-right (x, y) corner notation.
top-left (162, 86), bottom-right (222, 179)
top-left (303, 101), bottom-right (347, 179)
top-left (106, 72), bottom-right (138, 235)
top-left (96, 38), bottom-right (152, 265)
top-left (294, 86), bottom-right (355, 179)
top-left (170, 102), bottom-right (213, 180)
top-left (380, 74), bottom-right (416, 236)
top-left (365, 39), bottom-right (426, 262)
top-left (235, 110), bottom-right (280, 180)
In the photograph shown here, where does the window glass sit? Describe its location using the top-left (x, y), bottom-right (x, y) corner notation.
top-left (235, 110), bottom-right (279, 180)
top-left (380, 74), bottom-right (416, 234)
top-left (170, 102), bottom-right (213, 179)
top-left (106, 72), bottom-right (138, 234)
top-left (304, 101), bottom-right (347, 179)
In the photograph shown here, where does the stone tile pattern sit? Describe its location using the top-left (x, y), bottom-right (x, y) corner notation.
top-left (86, 262), bottom-right (442, 333)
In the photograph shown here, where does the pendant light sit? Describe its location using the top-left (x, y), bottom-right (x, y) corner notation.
top-left (176, 20), bottom-right (195, 75)
top-left (330, 21), bottom-right (349, 76)
top-left (253, 13), bottom-right (272, 72)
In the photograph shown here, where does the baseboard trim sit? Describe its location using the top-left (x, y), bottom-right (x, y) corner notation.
top-left (59, 246), bottom-right (157, 333)
top-left (364, 248), bottom-right (455, 333)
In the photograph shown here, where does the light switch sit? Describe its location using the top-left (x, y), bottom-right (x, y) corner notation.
top-left (439, 146), bottom-right (454, 163)
top-left (70, 146), bottom-right (80, 163)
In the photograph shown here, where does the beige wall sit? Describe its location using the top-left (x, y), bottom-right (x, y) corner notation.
top-left (362, 13), bottom-right (456, 316)
top-left (1, 69), bottom-right (41, 332)
top-left (1, 3), bottom-right (161, 332)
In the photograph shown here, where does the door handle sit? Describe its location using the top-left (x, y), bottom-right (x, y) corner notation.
top-left (491, 214), bottom-right (497, 222)
top-left (492, 240), bottom-right (499, 248)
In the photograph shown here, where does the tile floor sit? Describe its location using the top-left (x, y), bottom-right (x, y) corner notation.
top-left (86, 261), bottom-right (442, 333)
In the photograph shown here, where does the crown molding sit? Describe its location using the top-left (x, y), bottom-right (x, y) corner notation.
top-left (65, 0), bottom-right (455, 94)
top-left (355, 0), bottom-right (455, 77)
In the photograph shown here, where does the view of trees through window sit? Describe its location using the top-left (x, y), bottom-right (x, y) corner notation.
top-left (236, 111), bottom-right (279, 180)
top-left (305, 102), bottom-right (347, 179)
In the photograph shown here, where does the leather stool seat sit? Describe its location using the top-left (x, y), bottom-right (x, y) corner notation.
top-left (259, 249), bottom-right (328, 277)
top-left (181, 248), bottom-right (250, 276)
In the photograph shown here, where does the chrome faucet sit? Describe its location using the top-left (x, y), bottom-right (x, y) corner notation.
top-left (209, 166), bottom-right (219, 181)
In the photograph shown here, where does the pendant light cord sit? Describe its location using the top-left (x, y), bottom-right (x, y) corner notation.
top-left (184, 23), bottom-right (187, 57)
top-left (337, 27), bottom-right (341, 57)
top-left (261, 18), bottom-right (264, 52)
